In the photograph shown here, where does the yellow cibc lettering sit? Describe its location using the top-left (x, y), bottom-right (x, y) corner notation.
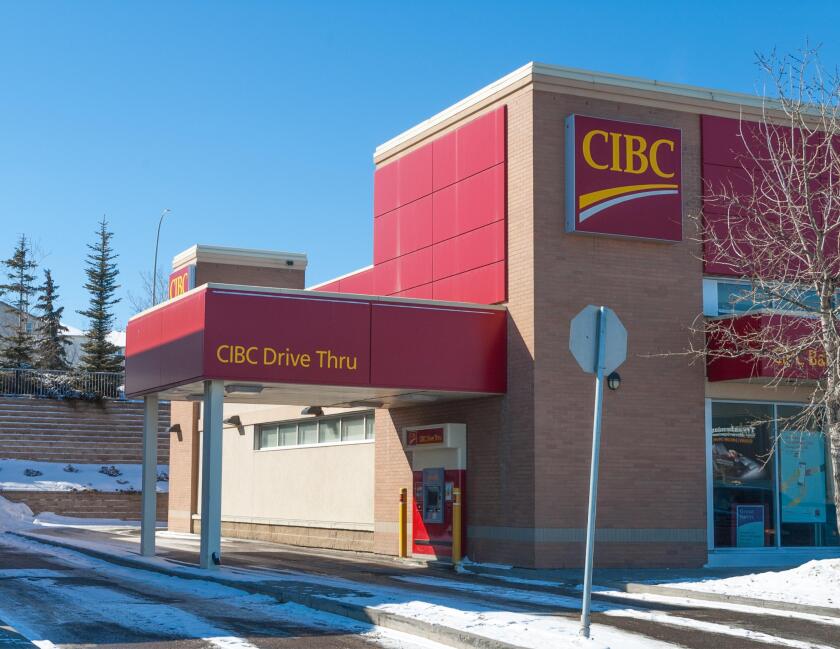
top-left (582, 129), bottom-right (609, 170)
top-left (649, 138), bottom-right (675, 178)
top-left (216, 345), bottom-right (231, 364)
top-left (624, 135), bottom-right (649, 174)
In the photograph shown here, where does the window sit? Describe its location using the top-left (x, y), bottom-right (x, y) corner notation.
top-left (341, 416), bottom-right (365, 441)
top-left (705, 278), bottom-right (835, 317)
top-left (277, 423), bottom-right (297, 446)
top-left (256, 411), bottom-right (374, 450)
top-left (299, 421), bottom-right (318, 445)
top-left (710, 400), bottom-right (839, 549)
top-left (319, 419), bottom-right (340, 443)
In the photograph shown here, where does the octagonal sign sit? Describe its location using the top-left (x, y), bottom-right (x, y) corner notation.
top-left (569, 305), bottom-right (627, 374)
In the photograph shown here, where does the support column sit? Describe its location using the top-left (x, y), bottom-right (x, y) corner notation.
top-left (199, 379), bottom-right (224, 569)
top-left (140, 393), bottom-right (159, 557)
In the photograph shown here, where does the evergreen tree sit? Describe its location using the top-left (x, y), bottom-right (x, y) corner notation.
top-left (36, 269), bottom-right (71, 370)
top-left (0, 235), bottom-right (38, 367)
top-left (78, 217), bottom-right (123, 372)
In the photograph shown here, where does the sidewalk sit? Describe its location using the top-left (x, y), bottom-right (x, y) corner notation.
top-left (10, 525), bottom-right (840, 649)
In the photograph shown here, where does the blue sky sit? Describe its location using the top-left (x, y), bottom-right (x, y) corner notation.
top-left (1, 1), bottom-right (838, 329)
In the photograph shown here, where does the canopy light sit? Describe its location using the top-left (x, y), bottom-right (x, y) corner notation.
top-left (347, 400), bottom-right (384, 409)
top-left (300, 406), bottom-right (324, 416)
top-left (607, 372), bottom-right (621, 391)
top-left (225, 383), bottom-right (264, 395)
top-left (402, 393), bottom-right (437, 402)
top-left (185, 394), bottom-right (204, 402)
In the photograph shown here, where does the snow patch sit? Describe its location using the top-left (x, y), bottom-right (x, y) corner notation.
top-left (0, 495), bottom-right (33, 531)
top-left (0, 459), bottom-right (168, 493)
top-left (667, 559), bottom-right (840, 609)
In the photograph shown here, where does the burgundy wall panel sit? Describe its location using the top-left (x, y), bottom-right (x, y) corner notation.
top-left (397, 195), bottom-right (434, 256)
top-left (339, 268), bottom-right (375, 295)
top-left (433, 163), bottom-right (505, 244)
top-left (397, 247), bottom-right (434, 292)
top-left (455, 107), bottom-right (506, 182)
top-left (397, 143), bottom-right (434, 207)
top-left (395, 283), bottom-right (434, 300)
top-left (374, 209), bottom-right (398, 264)
top-left (432, 261), bottom-right (505, 304)
top-left (433, 220), bottom-right (505, 281)
top-left (432, 130), bottom-right (457, 190)
top-left (370, 302), bottom-right (506, 393)
top-left (374, 161), bottom-right (399, 217)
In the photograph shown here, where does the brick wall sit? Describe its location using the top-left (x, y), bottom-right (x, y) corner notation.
top-left (530, 90), bottom-right (707, 567)
top-left (0, 396), bottom-right (170, 464)
top-left (3, 490), bottom-right (168, 521)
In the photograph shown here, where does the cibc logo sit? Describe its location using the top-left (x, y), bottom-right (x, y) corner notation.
top-left (565, 114), bottom-right (682, 241)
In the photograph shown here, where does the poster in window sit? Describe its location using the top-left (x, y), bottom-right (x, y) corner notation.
top-left (735, 505), bottom-right (765, 547)
top-left (780, 431), bottom-right (827, 524)
top-left (712, 425), bottom-right (769, 484)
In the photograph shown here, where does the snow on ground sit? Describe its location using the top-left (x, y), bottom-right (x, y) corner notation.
top-left (5, 532), bottom-right (678, 649)
top-left (0, 495), bottom-right (33, 531)
top-left (0, 458), bottom-right (168, 492)
top-left (667, 559), bottom-right (840, 610)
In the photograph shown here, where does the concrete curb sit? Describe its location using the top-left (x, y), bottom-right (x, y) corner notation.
top-left (11, 532), bottom-right (525, 649)
top-left (616, 581), bottom-right (840, 619)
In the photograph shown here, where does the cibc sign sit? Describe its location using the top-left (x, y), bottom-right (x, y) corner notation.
top-left (168, 265), bottom-right (195, 300)
top-left (565, 115), bottom-right (682, 241)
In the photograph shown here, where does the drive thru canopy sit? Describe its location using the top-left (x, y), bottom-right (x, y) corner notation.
top-left (125, 283), bottom-right (507, 568)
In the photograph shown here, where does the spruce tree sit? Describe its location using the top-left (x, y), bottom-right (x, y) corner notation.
top-left (78, 217), bottom-right (123, 372)
top-left (0, 235), bottom-right (38, 368)
top-left (36, 269), bottom-right (71, 370)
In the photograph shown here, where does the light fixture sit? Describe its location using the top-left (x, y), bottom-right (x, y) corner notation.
top-left (300, 406), bottom-right (324, 416)
top-left (607, 372), bottom-right (621, 391)
top-left (223, 415), bottom-right (242, 426)
top-left (168, 423), bottom-right (183, 442)
top-left (225, 383), bottom-right (264, 395)
top-left (185, 394), bottom-right (204, 402)
top-left (401, 393), bottom-right (437, 402)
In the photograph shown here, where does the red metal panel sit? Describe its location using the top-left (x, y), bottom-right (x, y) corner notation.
top-left (433, 221), bottom-right (505, 281)
top-left (432, 130), bottom-right (457, 191)
top-left (395, 283), bottom-right (434, 300)
top-left (373, 258), bottom-right (399, 296)
top-left (374, 161), bottom-right (399, 217)
top-left (338, 268), bottom-right (375, 295)
top-left (125, 290), bottom-right (206, 396)
top-left (370, 302), bottom-right (506, 392)
top-left (203, 288), bottom-right (372, 386)
top-left (397, 144), bottom-right (433, 207)
top-left (397, 195), bottom-right (433, 256)
top-left (432, 261), bottom-right (505, 304)
top-left (374, 208), bottom-right (399, 264)
top-left (397, 247), bottom-right (433, 293)
top-left (312, 279), bottom-right (343, 293)
top-left (433, 163), bottom-right (505, 243)
top-left (455, 106), bottom-right (506, 182)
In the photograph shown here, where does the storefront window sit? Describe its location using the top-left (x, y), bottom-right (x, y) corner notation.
top-left (365, 415), bottom-right (375, 440)
top-left (260, 425), bottom-right (279, 448)
top-left (777, 405), bottom-right (839, 547)
top-left (711, 402), bottom-right (776, 548)
top-left (711, 401), bottom-right (839, 550)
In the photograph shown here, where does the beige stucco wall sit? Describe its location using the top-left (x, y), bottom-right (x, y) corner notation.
top-left (196, 402), bottom-right (375, 531)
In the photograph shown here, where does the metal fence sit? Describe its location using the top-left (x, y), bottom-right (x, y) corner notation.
top-left (0, 368), bottom-right (125, 400)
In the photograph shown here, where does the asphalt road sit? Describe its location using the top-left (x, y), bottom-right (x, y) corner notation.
top-left (0, 537), bottom-right (442, 649)
top-left (3, 528), bottom-right (840, 649)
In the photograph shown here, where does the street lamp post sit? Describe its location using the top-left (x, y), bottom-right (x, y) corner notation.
top-left (151, 208), bottom-right (171, 306)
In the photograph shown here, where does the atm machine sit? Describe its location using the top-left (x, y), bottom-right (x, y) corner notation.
top-left (403, 423), bottom-right (466, 560)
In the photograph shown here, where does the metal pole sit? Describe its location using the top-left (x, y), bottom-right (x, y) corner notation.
top-left (580, 306), bottom-right (608, 638)
top-left (151, 208), bottom-right (170, 306)
top-left (140, 393), bottom-right (159, 556)
top-left (199, 379), bottom-right (224, 569)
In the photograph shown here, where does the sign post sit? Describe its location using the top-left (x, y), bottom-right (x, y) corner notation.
top-left (569, 305), bottom-right (627, 639)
